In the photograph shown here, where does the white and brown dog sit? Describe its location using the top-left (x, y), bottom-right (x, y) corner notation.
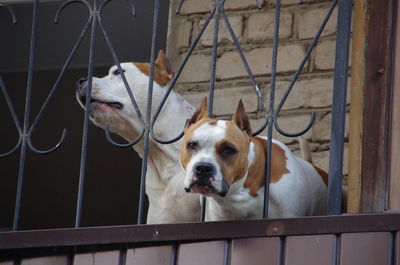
top-left (181, 98), bottom-right (328, 221)
top-left (76, 51), bottom-right (200, 224)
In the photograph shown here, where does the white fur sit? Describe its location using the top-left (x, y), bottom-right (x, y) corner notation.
top-left (77, 63), bottom-right (200, 224)
top-left (183, 121), bottom-right (227, 192)
top-left (183, 120), bottom-right (327, 220)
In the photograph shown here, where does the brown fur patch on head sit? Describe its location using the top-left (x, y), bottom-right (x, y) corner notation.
top-left (244, 137), bottom-right (290, 197)
top-left (233, 99), bottom-right (252, 136)
top-left (180, 117), bottom-right (216, 169)
top-left (215, 120), bottom-right (252, 185)
top-left (185, 97), bottom-right (208, 129)
top-left (133, 62), bottom-right (172, 87)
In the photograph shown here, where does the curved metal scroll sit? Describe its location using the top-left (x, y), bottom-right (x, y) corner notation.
top-left (0, 77), bottom-right (22, 158)
top-left (151, 0), bottom-right (267, 144)
top-left (273, 0), bottom-right (338, 137)
top-left (97, 1), bottom-right (147, 148)
top-left (27, 6), bottom-right (93, 154)
top-left (0, 2), bottom-right (17, 24)
top-left (0, 4), bottom-right (19, 158)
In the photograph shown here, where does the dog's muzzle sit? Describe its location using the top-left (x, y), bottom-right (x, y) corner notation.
top-left (75, 77), bottom-right (123, 110)
top-left (185, 162), bottom-right (228, 197)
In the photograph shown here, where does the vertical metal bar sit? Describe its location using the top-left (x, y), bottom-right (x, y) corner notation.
top-left (75, 7), bottom-right (96, 228)
top-left (263, 0), bottom-right (281, 219)
top-left (137, 0), bottom-right (160, 224)
top-left (332, 234), bottom-right (341, 265)
top-left (118, 245), bottom-right (128, 265)
top-left (223, 240), bottom-right (231, 265)
top-left (208, 0), bottom-right (221, 117)
top-left (12, 0), bottom-right (40, 231)
top-left (200, 0), bottom-right (221, 222)
top-left (327, 0), bottom-right (352, 215)
top-left (170, 244), bottom-right (179, 265)
top-left (388, 232), bottom-right (395, 265)
top-left (277, 237), bottom-right (285, 265)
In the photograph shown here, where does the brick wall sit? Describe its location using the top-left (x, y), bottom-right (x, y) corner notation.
top-left (166, 0), bottom-right (349, 177)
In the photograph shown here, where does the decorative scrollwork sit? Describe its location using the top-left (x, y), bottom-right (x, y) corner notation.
top-left (0, 2), bottom-right (17, 24)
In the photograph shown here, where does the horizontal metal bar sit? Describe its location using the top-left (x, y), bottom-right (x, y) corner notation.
top-left (1, 213), bottom-right (400, 250)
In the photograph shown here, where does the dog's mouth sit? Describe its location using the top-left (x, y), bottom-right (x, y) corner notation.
top-left (185, 182), bottom-right (227, 197)
top-left (78, 94), bottom-right (123, 110)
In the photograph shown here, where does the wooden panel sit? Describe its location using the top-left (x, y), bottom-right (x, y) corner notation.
top-left (21, 256), bottom-right (67, 265)
top-left (389, 0), bottom-right (400, 211)
top-left (348, 0), bottom-right (395, 213)
top-left (178, 241), bottom-right (225, 265)
top-left (75, 251), bottom-right (119, 265)
top-left (231, 237), bottom-right (279, 265)
top-left (341, 232), bottom-right (391, 265)
top-left (359, 0), bottom-right (394, 213)
top-left (126, 246), bottom-right (172, 265)
top-left (285, 235), bottom-right (335, 265)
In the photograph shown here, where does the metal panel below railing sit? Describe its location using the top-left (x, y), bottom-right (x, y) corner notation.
top-left (1, 214), bottom-right (399, 265)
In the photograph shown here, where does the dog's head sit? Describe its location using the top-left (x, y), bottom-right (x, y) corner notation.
top-left (76, 50), bottom-right (174, 139)
top-left (180, 98), bottom-right (253, 197)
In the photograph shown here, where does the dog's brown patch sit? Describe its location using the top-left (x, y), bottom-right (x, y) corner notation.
top-left (180, 117), bottom-right (215, 168)
top-left (134, 62), bottom-right (172, 87)
top-left (215, 120), bottom-right (252, 185)
top-left (244, 137), bottom-right (290, 197)
top-left (208, 120), bottom-right (217, 126)
top-left (312, 164), bottom-right (329, 186)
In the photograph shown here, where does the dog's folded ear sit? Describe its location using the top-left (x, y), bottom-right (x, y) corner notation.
top-left (156, 50), bottom-right (175, 80)
top-left (185, 97), bottom-right (208, 129)
top-left (233, 99), bottom-right (252, 136)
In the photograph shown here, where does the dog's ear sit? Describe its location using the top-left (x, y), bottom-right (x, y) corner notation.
top-left (185, 97), bottom-right (208, 129)
top-left (155, 50), bottom-right (174, 79)
top-left (233, 99), bottom-right (252, 136)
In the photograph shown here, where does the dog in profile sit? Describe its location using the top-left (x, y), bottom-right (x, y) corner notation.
top-left (180, 98), bottom-right (328, 221)
top-left (76, 51), bottom-right (200, 224)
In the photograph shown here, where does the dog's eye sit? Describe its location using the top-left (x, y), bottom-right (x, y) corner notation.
top-left (113, 69), bottom-right (125, 75)
top-left (221, 146), bottom-right (237, 157)
top-left (187, 141), bottom-right (199, 151)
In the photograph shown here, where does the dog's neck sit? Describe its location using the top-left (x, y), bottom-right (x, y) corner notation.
top-left (122, 90), bottom-right (194, 186)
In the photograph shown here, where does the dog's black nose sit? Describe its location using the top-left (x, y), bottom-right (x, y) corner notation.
top-left (194, 162), bottom-right (215, 177)
top-left (76, 77), bottom-right (88, 90)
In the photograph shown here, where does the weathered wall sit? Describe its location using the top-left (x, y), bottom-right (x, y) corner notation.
top-left (166, 0), bottom-right (349, 176)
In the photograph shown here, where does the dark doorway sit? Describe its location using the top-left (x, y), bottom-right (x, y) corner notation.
top-left (0, 0), bottom-right (170, 230)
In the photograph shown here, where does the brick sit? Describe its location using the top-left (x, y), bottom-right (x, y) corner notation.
top-left (315, 39), bottom-right (335, 70)
top-left (251, 113), bottom-right (313, 144)
top-left (200, 16), bottom-right (243, 46)
top-left (217, 45), bottom-right (306, 79)
top-left (297, 6), bottom-right (337, 39)
top-left (178, 0), bottom-right (265, 14)
top-left (179, 0), bottom-right (211, 14)
top-left (312, 144), bottom-right (348, 175)
top-left (175, 19), bottom-right (193, 49)
top-left (312, 112), bottom-right (350, 142)
top-left (183, 86), bottom-right (259, 116)
top-left (315, 38), bottom-right (353, 70)
top-left (178, 53), bottom-right (211, 83)
top-left (248, 11), bottom-right (293, 42)
top-left (224, 0), bottom-right (264, 10)
top-left (271, 0), bottom-right (317, 6)
top-left (266, 78), bottom-right (334, 110)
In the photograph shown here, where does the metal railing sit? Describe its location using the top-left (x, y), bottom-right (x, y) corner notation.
top-left (0, 0), bottom-right (352, 262)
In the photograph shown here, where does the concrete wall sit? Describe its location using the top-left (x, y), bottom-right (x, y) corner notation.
top-left (166, 0), bottom-right (349, 177)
